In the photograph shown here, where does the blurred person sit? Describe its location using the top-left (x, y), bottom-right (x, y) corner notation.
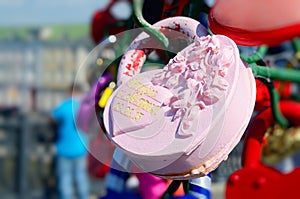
top-left (50, 83), bottom-right (90, 199)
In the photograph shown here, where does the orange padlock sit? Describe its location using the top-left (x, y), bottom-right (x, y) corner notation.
top-left (226, 100), bottom-right (300, 199)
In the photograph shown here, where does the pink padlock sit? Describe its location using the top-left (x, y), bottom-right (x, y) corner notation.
top-left (104, 17), bottom-right (256, 180)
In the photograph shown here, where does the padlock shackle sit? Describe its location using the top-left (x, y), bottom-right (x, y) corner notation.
top-left (242, 100), bottom-right (300, 167)
top-left (117, 16), bottom-right (208, 86)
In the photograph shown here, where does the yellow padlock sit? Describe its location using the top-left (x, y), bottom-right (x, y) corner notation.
top-left (98, 82), bottom-right (116, 108)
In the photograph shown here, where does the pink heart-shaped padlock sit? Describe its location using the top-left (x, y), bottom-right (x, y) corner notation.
top-left (104, 17), bottom-right (256, 180)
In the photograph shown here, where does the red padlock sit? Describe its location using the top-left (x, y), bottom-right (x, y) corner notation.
top-left (226, 100), bottom-right (300, 199)
top-left (254, 79), bottom-right (291, 111)
top-left (208, 0), bottom-right (300, 46)
top-left (91, 0), bottom-right (132, 44)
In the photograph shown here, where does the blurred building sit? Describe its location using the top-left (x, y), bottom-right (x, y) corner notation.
top-left (0, 25), bottom-right (96, 199)
top-left (0, 25), bottom-right (92, 112)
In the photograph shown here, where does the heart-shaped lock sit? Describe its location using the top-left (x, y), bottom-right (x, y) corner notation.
top-left (226, 100), bottom-right (300, 199)
top-left (103, 17), bottom-right (256, 180)
top-left (76, 72), bottom-right (113, 133)
top-left (76, 72), bottom-right (115, 178)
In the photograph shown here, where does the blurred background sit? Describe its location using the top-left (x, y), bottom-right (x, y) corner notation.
top-left (0, 0), bottom-right (112, 111)
top-left (0, 1), bottom-right (121, 199)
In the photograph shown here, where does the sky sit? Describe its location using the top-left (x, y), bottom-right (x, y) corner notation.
top-left (0, 0), bottom-right (111, 27)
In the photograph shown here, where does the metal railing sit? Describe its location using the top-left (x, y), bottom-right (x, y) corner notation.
top-left (0, 109), bottom-right (56, 199)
